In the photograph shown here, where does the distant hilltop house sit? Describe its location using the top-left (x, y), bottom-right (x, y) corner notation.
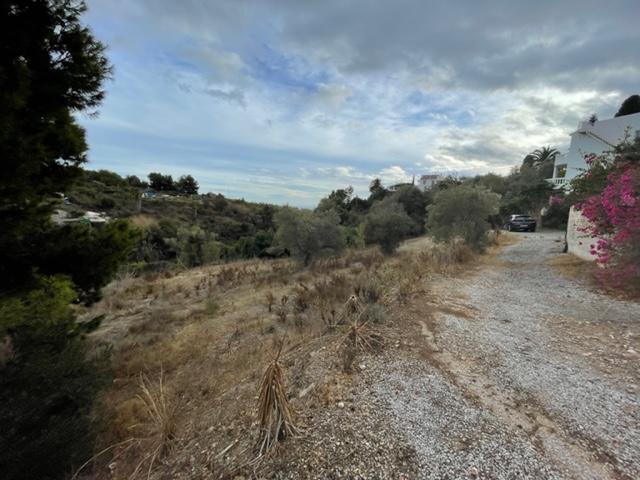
top-left (417, 174), bottom-right (444, 191)
top-left (52, 209), bottom-right (109, 225)
top-left (549, 111), bottom-right (640, 189)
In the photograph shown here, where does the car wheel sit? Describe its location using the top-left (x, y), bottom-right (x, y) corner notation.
top-left (530, 227), bottom-right (536, 232)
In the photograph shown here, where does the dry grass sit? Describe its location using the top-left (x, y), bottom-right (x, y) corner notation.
top-left (125, 370), bottom-right (177, 478)
top-left (83, 234), bottom-right (485, 478)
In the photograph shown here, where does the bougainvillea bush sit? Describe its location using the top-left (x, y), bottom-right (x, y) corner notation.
top-left (571, 138), bottom-right (640, 292)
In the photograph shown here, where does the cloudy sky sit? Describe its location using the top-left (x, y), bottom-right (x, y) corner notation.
top-left (81, 0), bottom-right (638, 206)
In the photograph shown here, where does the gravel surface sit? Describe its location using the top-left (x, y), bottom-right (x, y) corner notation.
top-left (369, 232), bottom-right (639, 479)
top-left (261, 232), bottom-right (638, 479)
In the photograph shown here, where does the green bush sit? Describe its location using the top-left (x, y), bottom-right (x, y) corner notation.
top-left (363, 199), bottom-right (416, 255)
top-left (0, 277), bottom-right (110, 480)
top-left (274, 207), bottom-right (345, 265)
top-left (427, 185), bottom-right (499, 252)
top-left (40, 220), bottom-right (141, 303)
top-left (542, 202), bottom-right (570, 229)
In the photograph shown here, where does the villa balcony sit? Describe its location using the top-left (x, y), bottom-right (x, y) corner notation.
top-left (547, 177), bottom-right (569, 189)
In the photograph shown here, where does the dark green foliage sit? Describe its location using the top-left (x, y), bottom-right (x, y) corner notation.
top-left (498, 155), bottom-right (554, 218)
top-left (427, 185), bottom-right (499, 252)
top-left (542, 202), bottom-right (570, 229)
top-left (521, 146), bottom-right (558, 179)
top-left (433, 176), bottom-right (463, 191)
top-left (125, 175), bottom-right (146, 188)
top-left (316, 186), bottom-right (354, 224)
top-left (176, 174), bottom-right (199, 195)
top-left (0, 0), bottom-right (111, 291)
top-left (390, 185), bottom-right (430, 234)
top-left (86, 170), bottom-right (128, 188)
top-left (66, 170), bottom-right (140, 217)
top-left (148, 172), bottom-right (174, 191)
top-left (614, 94), bottom-right (640, 117)
top-left (465, 173), bottom-right (508, 195)
top-left (0, 276), bottom-right (110, 480)
top-left (274, 207), bottom-right (345, 265)
top-left (363, 199), bottom-right (416, 255)
top-left (40, 220), bottom-right (141, 303)
top-left (368, 178), bottom-right (389, 204)
top-left (0, 3), bottom-right (135, 477)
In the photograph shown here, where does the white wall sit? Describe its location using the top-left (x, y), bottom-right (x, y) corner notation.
top-left (566, 206), bottom-right (602, 262)
top-left (554, 112), bottom-right (640, 183)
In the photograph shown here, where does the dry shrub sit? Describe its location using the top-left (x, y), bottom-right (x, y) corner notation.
top-left (487, 229), bottom-right (501, 246)
top-left (265, 291), bottom-right (275, 312)
top-left (217, 266), bottom-right (237, 288)
top-left (205, 296), bottom-right (220, 316)
top-left (347, 248), bottom-right (384, 270)
top-left (360, 303), bottom-right (386, 324)
top-left (292, 283), bottom-right (312, 313)
top-left (416, 239), bottom-right (475, 274)
top-left (341, 315), bottom-right (383, 372)
top-left (128, 306), bottom-right (175, 335)
top-left (353, 275), bottom-right (382, 304)
top-left (122, 370), bottom-right (177, 479)
top-left (85, 371), bottom-right (177, 480)
top-left (256, 346), bottom-right (301, 457)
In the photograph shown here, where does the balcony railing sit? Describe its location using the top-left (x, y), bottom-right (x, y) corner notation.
top-left (547, 177), bottom-right (569, 188)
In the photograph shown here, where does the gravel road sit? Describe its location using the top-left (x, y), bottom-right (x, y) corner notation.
top-left (369, 232), bottom-right (640, 479)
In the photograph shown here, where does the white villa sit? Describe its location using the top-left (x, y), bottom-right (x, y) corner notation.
top-left (549, 111), bottom-right (640, 189)
top-left (417, 174), bottom-right (444, 191)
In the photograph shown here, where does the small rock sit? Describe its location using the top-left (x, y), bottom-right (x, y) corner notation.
top-left (337, 401), bottom-right (345, 408)
top-left (468, 466), bottom-right (479, 478)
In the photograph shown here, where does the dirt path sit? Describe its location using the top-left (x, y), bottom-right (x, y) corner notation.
top-left (264, 233), bottom-right (639, 479)
top-left (369, 232), bottom-right (640, 479)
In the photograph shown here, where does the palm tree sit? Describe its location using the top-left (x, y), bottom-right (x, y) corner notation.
top-left (524, 146), bottom-right (558, 178)
top-left (530, 146), bottom-right (559, 165)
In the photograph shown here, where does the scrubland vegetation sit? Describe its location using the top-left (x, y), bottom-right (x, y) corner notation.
top-left (73, 231), bottom-right (499, 478)
top-left (3, 2), bottom-right (638, 479)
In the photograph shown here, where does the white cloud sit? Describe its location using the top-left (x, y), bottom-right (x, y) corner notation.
top-left (82, 0), bottom-right (638, 206)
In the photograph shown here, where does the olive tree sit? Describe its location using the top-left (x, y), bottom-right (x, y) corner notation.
top-left (427, 185), bottom-right (500, 252)
top-left (274, 207), bottom-right (345, 265)
top-left (363, 199), bottom-right (416, 255)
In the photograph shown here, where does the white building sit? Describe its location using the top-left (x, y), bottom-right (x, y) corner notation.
top-left (549, 112), bottom-right (640, 189)
top-left (417, 174), bottom-right (444, 191)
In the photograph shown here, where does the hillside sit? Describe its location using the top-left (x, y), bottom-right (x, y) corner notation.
top-left (60, 169), bottom-right (281, 264)
top-left (77, 233), bottom-right (489, 478)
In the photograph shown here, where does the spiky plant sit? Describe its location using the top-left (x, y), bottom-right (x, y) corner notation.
top-left (256, 344), bottom-right (301, 457)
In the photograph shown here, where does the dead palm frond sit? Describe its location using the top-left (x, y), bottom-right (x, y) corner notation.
top-left (256, 343), bottom-right (301, 457)
top-left (342, 314), bottom-right (382, 353)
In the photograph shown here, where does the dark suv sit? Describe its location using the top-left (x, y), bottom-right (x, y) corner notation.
top-left (504, 214), bottom-right (536, 232)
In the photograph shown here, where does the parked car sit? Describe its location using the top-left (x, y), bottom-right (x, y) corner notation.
top-left (504, 214), bottom-right (537, 232)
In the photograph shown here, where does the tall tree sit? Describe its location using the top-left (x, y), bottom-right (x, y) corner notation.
top-left (148, 172), bottom-right (174, 191)
top-left (176, 174), bottom-right (199, 195)
top-left (0, 3), bottom-right (135, 478)
top-left (1, 0), bottom-right (111, 290)
top-left (368, 178), bottom-right (388, 204)
top-left (614, 94), bottom-right (640, 117)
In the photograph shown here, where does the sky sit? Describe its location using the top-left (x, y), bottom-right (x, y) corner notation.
top-left (80, 0), bottom-right (639, 206)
